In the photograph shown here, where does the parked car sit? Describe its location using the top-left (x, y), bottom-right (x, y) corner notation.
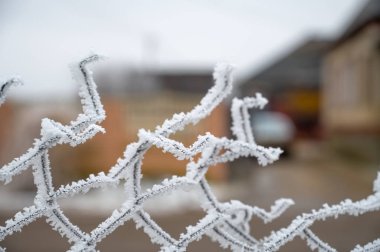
top-left (251, 111), bottom-right (295, 156)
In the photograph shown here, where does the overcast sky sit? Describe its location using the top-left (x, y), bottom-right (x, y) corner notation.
top-left (0, 0), bottom-right (364, 101)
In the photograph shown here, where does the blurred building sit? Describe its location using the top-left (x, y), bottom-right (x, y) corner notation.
top-left (0, 101), bottom-right (80, 190)
top-left (0, 102), bottom-right (14, 164)
top-left (240, 39), bottom-right (331, 138)
top-left (322, 0), bottom-right (380, 161)
top-left (0, 66), bottom-right (229, 190)
top-left (93, 65), bottom-right (229, 180)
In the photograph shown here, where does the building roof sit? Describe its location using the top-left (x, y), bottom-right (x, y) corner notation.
top-left (336, 0), bottom-right (380, 44)
top-left (156, 72), bottom-right (213, 93)
top-left (241, 38), bottom-right (331, 91)
top-left (95, 65), bottom-right (213, 96)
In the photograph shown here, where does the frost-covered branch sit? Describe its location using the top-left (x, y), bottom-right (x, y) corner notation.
top-left (0, 56), bottom-right (379, 252)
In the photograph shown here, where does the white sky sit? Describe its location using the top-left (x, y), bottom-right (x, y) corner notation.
top-left (0, 0), bottom-right (364, 101)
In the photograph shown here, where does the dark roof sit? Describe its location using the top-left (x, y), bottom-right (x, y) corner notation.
top-left (336, 0), bottom-right (380, 44)
top-left (156, 72), bottom-right (213, 93)
top-left (242, 38), bottom-right (331, 90)
top-left (95, 66), bottom-right (213, 96)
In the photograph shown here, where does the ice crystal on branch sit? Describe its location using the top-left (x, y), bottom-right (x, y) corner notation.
top-left (0, 55), bottom-right (379, 252)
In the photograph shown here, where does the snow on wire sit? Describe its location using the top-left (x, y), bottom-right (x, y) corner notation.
top-left (0, 55), bottom-right (379, 252)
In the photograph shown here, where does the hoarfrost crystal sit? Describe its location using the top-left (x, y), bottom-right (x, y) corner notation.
top-left (0, 55), bottom-right (379, 252)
